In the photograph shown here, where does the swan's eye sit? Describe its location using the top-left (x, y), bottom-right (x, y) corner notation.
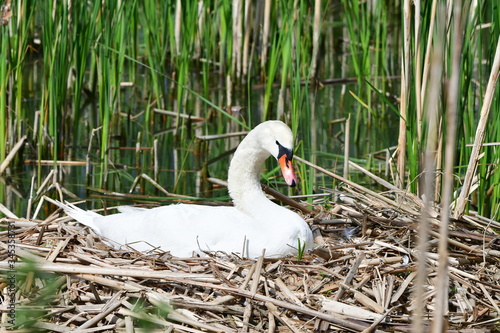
top-left (276, 141), bottom-right (293, 163)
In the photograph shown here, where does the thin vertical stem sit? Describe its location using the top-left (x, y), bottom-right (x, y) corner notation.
top-left (310, 0), bottom-right (321, 78)
top-left (397, 0), bottom-right (411, 190)
top-left (344, 115), bottom-right (350, 181)
top-left (232, 0), bottom-right (242, 79)
top-left (414, 0), bottom-right (422, 142)
top-left (421, 0), bottom-right (438, 104)
top-left (174, 0), bottom-right (182, 56)
top-left (413, 3), bottom-right (445, 331)
top-left (261, 0), bottom-right (271, 76)
top-left (432, 1), bottom-right (466, 331)
top-left (242, 0), bottom-right (252, 79)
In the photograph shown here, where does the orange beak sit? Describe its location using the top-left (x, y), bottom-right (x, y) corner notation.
top-left (278, 154), bottom-right (298, 187)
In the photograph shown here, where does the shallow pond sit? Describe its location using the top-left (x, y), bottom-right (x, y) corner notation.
top-left (0, 2), bottom-right (401, 219)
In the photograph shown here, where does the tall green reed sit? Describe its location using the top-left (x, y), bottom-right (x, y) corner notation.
top-left (38, 0), bottom-right (72, 180)
top-left (342, 0), bottom-right (373, 142)
top-left (140, 0), bottom-right (168, 111)
top-left (70, 1), bottom-right (100, 150)
top-left (0, 0), bottom-right (34, 164)
top-left (0, 26), bottom-right (7, 164)
top-left (94, 0), bottom-right (135, 188)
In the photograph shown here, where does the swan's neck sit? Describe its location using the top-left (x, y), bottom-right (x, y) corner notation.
top-left (227, 132), bottom-right (275, 214)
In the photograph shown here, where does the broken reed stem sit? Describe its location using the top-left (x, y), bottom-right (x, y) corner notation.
top-left (0, 134), bottom-right (26, 174)
top-left (86, 127), bottom-right (101, 189)
top-left (348, 160), bottom-right (398, 191)
top-left (453, 35), bottom-right (500, 218)
top-left (343, 114), bottom-right (350, 180)
top-left (78, 291), bottom-right (125, 329)
top-left (242, 249), bottom-right (265, 332)
top-left (334, 251), bottom-right (364, 301)
top-left (0, 203), bottom-right (16, 218)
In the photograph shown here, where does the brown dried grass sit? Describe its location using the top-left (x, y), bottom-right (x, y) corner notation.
top-left (1, 183), bottom-right (500, 332)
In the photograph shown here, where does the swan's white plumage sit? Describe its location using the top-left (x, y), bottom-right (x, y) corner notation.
top-left (58, 121), bottom-right (313, 258)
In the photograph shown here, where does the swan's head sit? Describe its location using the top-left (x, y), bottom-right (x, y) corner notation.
top-left (256, 121), bottom-right (298, 187)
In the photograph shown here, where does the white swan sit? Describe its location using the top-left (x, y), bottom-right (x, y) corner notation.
top-left (57, 121), bottom-right (313, 258)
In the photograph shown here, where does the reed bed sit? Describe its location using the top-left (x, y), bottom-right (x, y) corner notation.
top-left (1, 166), bottom-right (499, 332)
top-left (1, 0), bottom-right (500, 331)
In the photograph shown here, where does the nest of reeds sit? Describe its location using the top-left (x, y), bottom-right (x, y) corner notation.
top-left (1, 179), bottom-right (500, 332)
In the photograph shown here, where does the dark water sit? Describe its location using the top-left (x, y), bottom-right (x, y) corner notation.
top-left (1, 40), bottom-right (400, 219)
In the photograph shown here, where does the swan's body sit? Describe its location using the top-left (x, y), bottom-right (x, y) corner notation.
top-left (58, 121), bottom-right (313, 258)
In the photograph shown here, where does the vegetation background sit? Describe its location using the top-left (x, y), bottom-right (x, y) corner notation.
top-left (0, 0), bottom-right (499, 221)
top-left (1, 1), bottom-right (500, 332)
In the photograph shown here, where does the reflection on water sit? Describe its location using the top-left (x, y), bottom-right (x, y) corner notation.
top-left (1, 26), bottom-right (400, 220)
top-left (1, 75), bottom-right (399, 220)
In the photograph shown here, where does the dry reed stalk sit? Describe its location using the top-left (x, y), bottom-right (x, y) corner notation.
top-left (261, 0), bottom-right (271, 75)
top-left (434, 120), bottom-right (443, 202)
top-left (453, 36), bottom-right (500, 218)
top-left (194, 1), bottom-right (204, 58)
top-left (397, 0), bottom-right (411, 190)
top-left (0, 134), bottom-right (26, 174)
top-left (174, 0), bottom-right (181, 56)
top-left (348, 160), bottom-right (399, 191)
top-left (153, 138), bottom-right (158, 181)
top-left (241, 250), bottom-right (265, 332)
top-left (310, 0), bottom-right (321, 79)
top-left (0, 203), bottom-right (16, 218)
top-left (295, 156), bottom-right (421, 216)
top-left (232, 0), bottom-right (242, 79)
top-left (154, 108), bottom-right (206, 122)
top-left (0, 261), bottom-right (219, 283)
top-left (432, 1), bottom-right (465, 331)
top-left (344, 115), bottom-right (350, 180)
top-left (413, 4), bottom-right (444, 328)
top-left (242, 0), bottom-right (252, 79)
top-left (78, 291), bottom-right (125, 330)
top-left (421, 0), bottom-right (437, 99)
top-left (266, 301), bottom-right (301, 333)
top-left (321, 299), bottom-right (383, 321)
top-left (334, 252), bottom-right (364, 301)
top-left (131, 173), bottom-right (194, 199)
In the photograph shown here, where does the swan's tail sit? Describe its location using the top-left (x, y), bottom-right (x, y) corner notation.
top-left (49, 198), bottom-right (102, 233)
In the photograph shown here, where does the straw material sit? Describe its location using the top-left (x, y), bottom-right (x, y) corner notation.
top-left (1, 184), bottom-right (499, 332)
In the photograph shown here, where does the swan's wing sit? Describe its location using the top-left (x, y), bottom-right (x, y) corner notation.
top-left (78, 204), bottom-right (252, 256)
top-left (54, 200), bottom-right (102, 233)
